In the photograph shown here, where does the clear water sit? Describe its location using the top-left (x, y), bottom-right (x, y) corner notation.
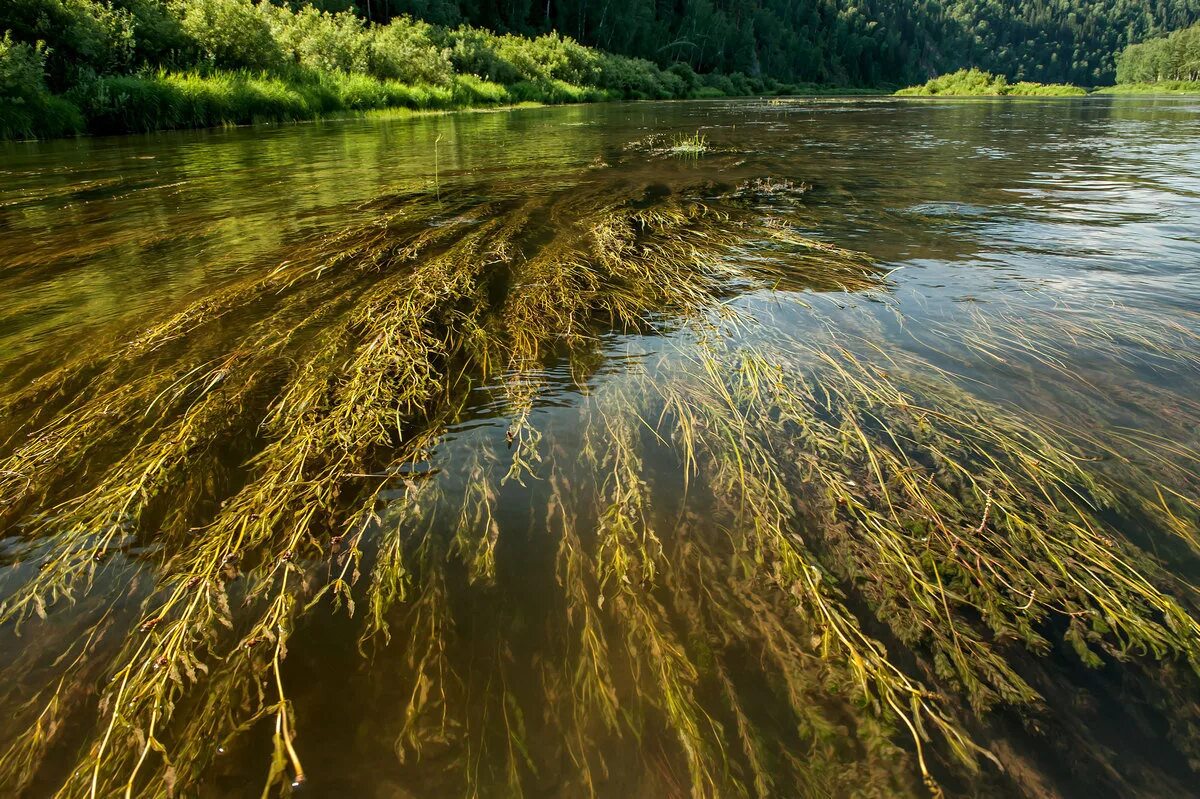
top-left (1, 97), bottom-right (1199, 798)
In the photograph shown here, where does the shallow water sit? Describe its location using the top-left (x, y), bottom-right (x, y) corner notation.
top-left (1, 97), bottom-right (1199, 798)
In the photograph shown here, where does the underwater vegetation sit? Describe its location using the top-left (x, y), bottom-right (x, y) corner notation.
top-left (0, 141), bottom-right (1199, 799)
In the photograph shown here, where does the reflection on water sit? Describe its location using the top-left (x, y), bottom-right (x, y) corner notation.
top-left (1, 97), bottom-right (1199, 798)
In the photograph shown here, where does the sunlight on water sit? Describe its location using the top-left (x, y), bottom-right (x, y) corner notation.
top-left (0, 97), bottom-right (1198, 798)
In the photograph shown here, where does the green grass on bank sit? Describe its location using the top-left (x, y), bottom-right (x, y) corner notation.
top-left (895, 66), bottom-right (1200, 98)
top-left (1, 68), bottom-right (624, 140)
top-left (57, 70), bottom-right (611, 137)
top-left (1093, 81), bottom-right (1200, 94)
top-left (895, 68), bottom-right (1087, 96)
top-left (2, 0), bottom-right (885, 141)
top-left (1, 70), bottom-right (888, 141)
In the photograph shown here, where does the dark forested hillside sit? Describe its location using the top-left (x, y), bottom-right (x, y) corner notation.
top-left (356, 0), bottom-right (1200, 85)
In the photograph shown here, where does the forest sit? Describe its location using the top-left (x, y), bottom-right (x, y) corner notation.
top-left (1115, 20), bottom-right (1200, 82)
top-left (330, 0), bottom-right (1200, 85)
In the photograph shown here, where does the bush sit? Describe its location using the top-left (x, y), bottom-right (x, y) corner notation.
top-left (700, 72), bottom-right (737, 97)
top-left (265, 5), bottom-right (369, 74)
top-left (1007, 80), bottom-right (1086, 96)
top-left (0, 31), bottom-right (85, 137)
top-left (367, 16), bottom-right (453, 85)
top-left (117, 0), bottom-right (189, 65)
top-left (175, 0), bottom-right (283, 70)
top-left (1, 0), bottom-right (138, 86)
top-left (445, 27), bottom-right (521, 84)
top-left (597, 52), bottom-right (681, 99)
top-left (667, 62), bottom-right (699, 94)
top-left (493, 32), bottom-right (599, 85)
top-left (896, 67), bottom-right (1009, 95)
top-left (896, 68), bottom-right (1085, 96)
top-left (0, 31), bottom-right (48, 102)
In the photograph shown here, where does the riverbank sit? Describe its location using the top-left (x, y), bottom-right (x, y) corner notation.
top-left (0, 70), bottom-right (883, 142)
top-left (894, 67), bottom-right (1200, 97)
top-left (895, 68), bottom-right (1087, 96)
top-left (1, 1), bottom-right (874, 141)
top-left (3, 70), bottom-right (606, 140)
top-left (5, 71), bottom-right (892, 143)
top-left (1093, 81), bottom-right (1200, 93)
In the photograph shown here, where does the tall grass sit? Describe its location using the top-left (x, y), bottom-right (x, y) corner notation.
top-left (1094, 80), bottom-right (1200, 94)
top-left (60, 69), bottom-right (545, 135)
top-left (0, 95), bottom-right (85, 139)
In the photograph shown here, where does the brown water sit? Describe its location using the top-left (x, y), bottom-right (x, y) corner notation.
top-left (1, 97), bottom-right (1199, 798)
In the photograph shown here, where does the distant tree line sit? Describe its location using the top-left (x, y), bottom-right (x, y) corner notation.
top-left (347, 0), bottom-right (1200, 85)
top-left (1116, 20), bottom-right (1200, 82)
top-left (4, 0), bottom-right (1200, 96)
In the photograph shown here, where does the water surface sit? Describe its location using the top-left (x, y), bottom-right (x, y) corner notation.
top-left (1, 97), bottom-right (1199, 798)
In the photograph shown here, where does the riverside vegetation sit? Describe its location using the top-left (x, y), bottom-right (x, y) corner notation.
top-left (1, 112), bottom-right (1200, 797)
top-left (895, 60), bottom-right (1200, 96)
top-left (6, 0), bottom-right (1200, 140)
top-left (894, 68), bottom-right (1088, 96)
top-left (1102, 20), bottom-right (1200, 93)
top-left (0, 0), bottom-right (810, 139)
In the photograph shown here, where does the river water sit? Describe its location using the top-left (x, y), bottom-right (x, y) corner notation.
top-left (1, 98), bottom-right (1198, 798)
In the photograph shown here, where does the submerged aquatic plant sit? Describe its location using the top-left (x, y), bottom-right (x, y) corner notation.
top-left (0, 151), bottom-right (1198, 799)
top-left (669, 131), bottom-right (709, 157)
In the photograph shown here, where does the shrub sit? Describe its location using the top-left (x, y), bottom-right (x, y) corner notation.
top-left (0, 31), bottom-right (48, 102)
top-left (367, 16), bottom-right (453, 85)
top-left (667, 61), bottom-right (700, 94)
top-left (1007, 80), bottom-right (1086, 96)
top-left (174, 0), bottom-right (283, 70)
top-left (266, 5), bottom-right (370, 74)
top-left (597, 52), bottom-right (679, 99)
top-left (116, 0), bottom-right (189, 65)
top-left (700, 72), bottom-right (737, 97)
top-left (895, 68), bottom-right (1085, 96)
top-left (0, 31), bottom-right (85, 137)
top-left (895, 67), bottom-right (1008, 95)
top-left (493, 32), bottom-right (600, 85)
top-left (1, 0), bottom-right (138, 86)
top-left (445, 27), bottom-right (521, 84)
